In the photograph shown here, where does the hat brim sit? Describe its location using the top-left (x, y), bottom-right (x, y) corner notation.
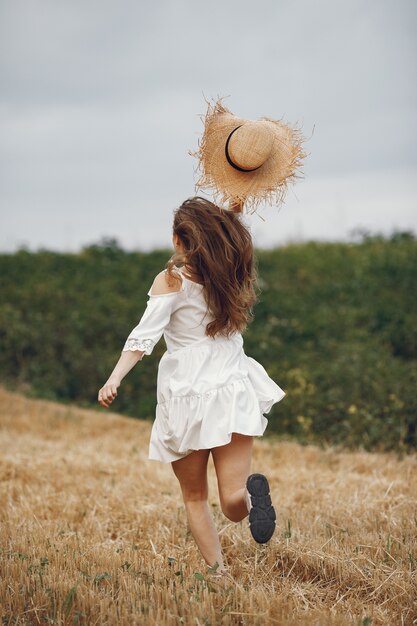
top-left (191, 98), bottom-right (307, 214)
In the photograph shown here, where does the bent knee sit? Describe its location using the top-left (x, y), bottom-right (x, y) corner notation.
top-left (221, 502), bottom-right (247, 523)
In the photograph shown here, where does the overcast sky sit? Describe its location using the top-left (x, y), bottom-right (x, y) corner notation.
top-left (1, 0), bottom-right (416, 252)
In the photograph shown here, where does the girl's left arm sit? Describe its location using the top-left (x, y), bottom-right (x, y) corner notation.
top-left (97, 269), bottom-right (183, 409)
top-left (98, 349), bottom-right (144, 408)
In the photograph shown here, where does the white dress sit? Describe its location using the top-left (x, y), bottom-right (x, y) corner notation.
top-left (122, 266), bottom-right (286, 463)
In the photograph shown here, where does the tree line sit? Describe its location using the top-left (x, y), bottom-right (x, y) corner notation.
top-left (0, 231), bottom-right (416, 452)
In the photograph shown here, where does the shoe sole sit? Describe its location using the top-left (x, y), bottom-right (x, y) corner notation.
top-left (246, 473), bottom-right (276, 544)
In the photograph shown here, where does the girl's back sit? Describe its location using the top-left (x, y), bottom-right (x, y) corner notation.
top-left (123, 265), bottom-right (240, 358)
top-left (161, 266), bottom-right (224, 351)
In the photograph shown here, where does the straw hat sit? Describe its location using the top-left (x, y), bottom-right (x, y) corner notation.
top-left (190, 97), bottom-right (307, 215)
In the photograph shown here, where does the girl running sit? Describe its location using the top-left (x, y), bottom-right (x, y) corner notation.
top-left (98, 197), bottom-right (285, 577)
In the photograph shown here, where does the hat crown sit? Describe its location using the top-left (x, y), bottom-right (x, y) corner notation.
top-left (227, 121), bottom-right (274, 171)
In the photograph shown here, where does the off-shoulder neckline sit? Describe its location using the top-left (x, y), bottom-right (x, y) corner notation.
top-left (147, 267), bottom-right (204, 298)
top-left (147, 269), bottom-right (185, 298)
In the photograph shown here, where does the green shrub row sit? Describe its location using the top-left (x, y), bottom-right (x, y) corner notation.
top-left (0, 232), bottom-right (416, 452)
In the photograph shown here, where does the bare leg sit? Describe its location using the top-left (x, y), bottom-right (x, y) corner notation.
top-left (171, 448), bottom-right (225, 571)
top-left (211, 432), bottom-right (254, 523)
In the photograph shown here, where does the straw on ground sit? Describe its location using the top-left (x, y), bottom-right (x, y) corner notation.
top-left (0, 386), bottom-right (416, 625)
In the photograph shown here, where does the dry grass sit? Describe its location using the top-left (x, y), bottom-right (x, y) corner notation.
top-left (0, 385), bottom-right (416, 626)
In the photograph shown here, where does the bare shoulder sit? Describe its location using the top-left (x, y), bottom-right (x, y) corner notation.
top-left (149, 269), bottom-right (183, 296)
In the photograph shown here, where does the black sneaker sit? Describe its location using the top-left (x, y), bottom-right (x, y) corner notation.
top-left (245, 473), bottom-right (276, 544)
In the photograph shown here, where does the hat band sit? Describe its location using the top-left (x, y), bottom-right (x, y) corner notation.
top-left (225, 126), bottom-right (263, 173)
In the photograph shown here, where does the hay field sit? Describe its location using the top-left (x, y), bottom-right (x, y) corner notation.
top-left (0, 386), bottom-right (416, 626)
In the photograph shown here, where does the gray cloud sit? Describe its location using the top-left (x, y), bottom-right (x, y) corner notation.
top-left (1, 0), bottom-right (416, 252)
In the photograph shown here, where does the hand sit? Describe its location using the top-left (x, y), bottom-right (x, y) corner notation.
top-left (98, 379), bottom-right (120, 408)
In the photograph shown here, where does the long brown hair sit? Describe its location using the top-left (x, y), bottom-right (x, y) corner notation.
top-left (165, 196), bottom-right (260, 338)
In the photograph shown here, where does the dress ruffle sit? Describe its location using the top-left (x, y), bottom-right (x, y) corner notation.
top-left (148, 333), bottom-right (285, 463)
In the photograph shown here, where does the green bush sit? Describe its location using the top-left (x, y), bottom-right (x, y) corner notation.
top-left (0, 232), bottom-right (416, 452)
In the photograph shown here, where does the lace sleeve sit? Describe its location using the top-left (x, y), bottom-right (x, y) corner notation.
top-left (122, 337), bottom-right (156, 356)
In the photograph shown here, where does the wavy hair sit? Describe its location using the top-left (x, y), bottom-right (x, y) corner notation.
top-left (165, 196), bottom-right (260, 338)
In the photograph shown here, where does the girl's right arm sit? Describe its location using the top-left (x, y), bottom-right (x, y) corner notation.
top-left (98, 349), bottom-right (144, 408)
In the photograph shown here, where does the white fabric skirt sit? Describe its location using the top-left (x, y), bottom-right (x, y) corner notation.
top-left (148, 333), bottom-right (286, 463)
